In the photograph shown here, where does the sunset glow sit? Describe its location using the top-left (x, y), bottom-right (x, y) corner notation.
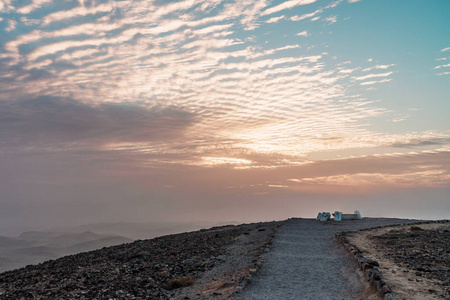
top-left (0, 0), bottom-right (449, 233)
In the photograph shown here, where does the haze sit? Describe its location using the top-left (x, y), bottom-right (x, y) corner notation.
top-left (0, 0), bottom-right (449, 236)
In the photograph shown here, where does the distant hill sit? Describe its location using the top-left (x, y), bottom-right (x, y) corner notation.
top-left (0, 231), bottom-right (132, 273)
top-left (0, 236), bottom-right (30, 247)
top-left (0, 221), bottom-right (241, 273)
top-left (51, 221), bottom-right (242, 240)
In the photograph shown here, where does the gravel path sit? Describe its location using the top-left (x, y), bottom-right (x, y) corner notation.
top-left (238, 218), bottom-right (421, 300)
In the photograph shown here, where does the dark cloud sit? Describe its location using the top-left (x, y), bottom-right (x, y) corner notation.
top-left (391, 138), bottom-right (450, 148)
top-left (23, 68), bottom-right (54, 81)
top-left (0, 96), bottom-right (196, 149)
top-left (48, 60), bottom-right (78, 72)
top-left (1, 64), bottom-right (67, 83)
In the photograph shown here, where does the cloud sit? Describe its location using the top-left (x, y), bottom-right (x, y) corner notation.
top-left (434, 63), bottom-right (450, 69)
top-left (392, 117), bottom-right (407, 123)
top-left (290, 14), bottom-right (311, 21)
top-left (338, 68), bottom-right (358, 74)
top-left (324, 16), bottom-right (337, 24)
top-left (16, 0), bottom-right (53, 14)
top-left (391, 137), bottom-right (450, 148)
top-left (433, 47), bottom-right (450, 76)
top-left (0, 0), bottom-right (449, 234)
top-left (0, 0), bottom-right (447, 171)
top-left (220, 0), bottom-right (268, 30)
top-left (42, 2), bottom-right (114, 25)
top-left (362, 64), bottom-right (395, 71)
top-left (0, 96), bottom-right (196, 149)
top-left (5, 19), bottom-right (16, 31)
top-left (266, 15), bottom-right (285, 23)
top-left (289, 170), bottom-right (450, 187)
top-left (198, 157), bottom-right (253, 167)
top-left (286, 149), bottom-right (450, 188)
top-left (290, 0), bottom-right (342, 22)
top-left (296, 30), bottom-right (308, 36)
top-left (353, 71), bottom-right (393, 81)
top-left (261, 0), bottom-right (318, 16)
top-left (359, 78), bottom-right (392, 85)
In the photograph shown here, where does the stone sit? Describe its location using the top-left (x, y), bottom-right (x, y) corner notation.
top-left (215, 255), bottom-right (227, 262)
top-left (376, 280), bottom-right (386, 290)
top-left (384, 293), bottom-right (398, 300)
top-left (363, 258), bottom-right (380, 267)
top-left (370, 269), bottom-right (382, 282)
top-left (380, 285), bottom-right (391, 295)
top-left (364, 269), bottom-right (373, 280)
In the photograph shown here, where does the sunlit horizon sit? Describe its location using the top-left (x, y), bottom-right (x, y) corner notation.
top-left (0, 0), bottom-right (449, 234)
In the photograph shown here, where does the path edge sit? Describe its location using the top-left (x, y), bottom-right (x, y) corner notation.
top-left (335, 219), bottom-right (450, 300)
top-left (232, 221), bottom-right (285, 296)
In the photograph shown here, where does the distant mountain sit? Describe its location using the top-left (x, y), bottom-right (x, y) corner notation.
top-left (51, 221), bottom-right (242, 240)
top-left (0, 236), bottom-right (31, 247)
top-left (0, 231), bottom-right (132, 273)
top-left (64, 235), bottom-right (135, 254)
top-left (0, 221), bottom-right (241, 273)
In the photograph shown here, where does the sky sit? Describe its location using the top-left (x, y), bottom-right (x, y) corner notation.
top-left (0, 0), bottom-right (449, 235)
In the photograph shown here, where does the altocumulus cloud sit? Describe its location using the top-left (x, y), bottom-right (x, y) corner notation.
top-left (0, 0), bottom-right (448, 170)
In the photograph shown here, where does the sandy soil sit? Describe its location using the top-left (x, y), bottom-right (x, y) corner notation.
top-left (346, 223), bottom-right (450, 300)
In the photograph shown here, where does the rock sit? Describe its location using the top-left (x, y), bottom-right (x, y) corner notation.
top-left (376, 280), bottom-right (386, 290)
top-left (384, 293), bottom-right (398, 300)
top-left (183, 259), bottom-right (197, 266)
top-left (132, 251), bottom-right (150, 258)
top-left (363, 258), bottom-right (379, 267)
top-left (368, 269), bottom-right (381, 283)
top-left (215, 255), bottom-right (226, 262)
top-left (379, 285), bottom-right (391, 295)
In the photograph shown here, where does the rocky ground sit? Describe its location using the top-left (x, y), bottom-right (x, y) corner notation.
top-left (1, 218), bottom-right (447, 300)
top-left (371, 224), bottom-right (450, 299)
top-left (345, 222), bottom-right (450, 300)
top-left (0, 221), bottom-right (282, 299)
